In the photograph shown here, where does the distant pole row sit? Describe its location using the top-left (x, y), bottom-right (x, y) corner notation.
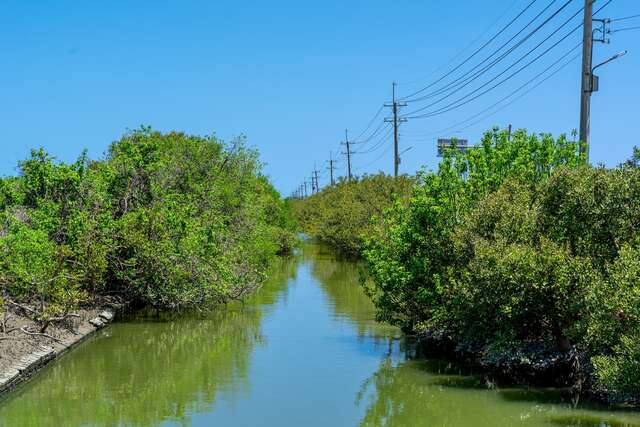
top-left (291, 0), bottom-right (632, 199)
top-left (291, 81), bottom-right (409, 199)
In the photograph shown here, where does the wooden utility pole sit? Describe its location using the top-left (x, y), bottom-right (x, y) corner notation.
top-left (579, 0), bottom-right (593, 162)
top-left (312, 167), bottom-right (320, 194)
top-left (385, 82), bottom-right (407, 177)
top-left (341, 129), bottom-right (354, 181)
top-left (327, 151), bottom-right (336, 185)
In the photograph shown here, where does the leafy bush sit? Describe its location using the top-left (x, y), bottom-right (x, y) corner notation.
top-left (363, 128), bottom-right (640, 401)
top-left (291, 173), bottom-right (413, 256)
top-left (449, 180), bottom-right (601, 350)
top-left (589, 243), bottom-right (640, 399)
top-left (363, 129), bottom-right (584, 331)
top-left (0, 128), bottom-right (297, 323)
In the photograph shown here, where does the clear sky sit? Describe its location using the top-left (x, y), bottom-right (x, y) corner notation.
top-left (1, 0), bottom-right (638, 194)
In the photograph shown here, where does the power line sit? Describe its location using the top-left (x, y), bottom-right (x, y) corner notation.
top-left (356, 138), bottom-right (394, 172)
top-left (397, 0), bottom-right (521, 87)
top-left (400, 0), bottom-right (541, 101)
top-left (405, 42), bottom-right (583, 141)
top-left (610, 14), bottom-right (640, 23)
top-left (405, 7), bottom-right (585, 120)
top-left (356, 121), bottom-right (390, 146)
top-left (353, 105), bottom-right (385, 141)
top-left (453, 49), bottom-right (582, 134)
top-left (404, 50), bottom-right (581, 147)
top-left (357, 125), bottom-right (394, 154)
top-left (404, 0), bottom-right (582, 118)
top-left (609, 26), bottom-right (640, 33)
top-left (294, 0), bottom-right (614, 194)
top-left (403, 0), bottom-right (565, 104)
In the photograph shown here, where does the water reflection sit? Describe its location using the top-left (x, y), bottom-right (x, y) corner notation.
top-left (0, 242), bottom-right (638, 427)
top-left (355, 355), bottom-right (640, 427)
top-left (0, 256), bottom-right (297, 427)
top-left (303, 242), bottom-right (399, 341)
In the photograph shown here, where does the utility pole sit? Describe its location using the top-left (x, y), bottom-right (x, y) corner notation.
top-left (385, 82), bottom-right (407, 177)
top-left (341, 129), bottom-right (354, 181)
top-left (579, 3), bottom-right (622, 163)
top-left (579, 0), bottom-right (593, 162)
top-left (303, 180), bottom-right (308, 198)
top-left (313, 167), bottom-right (320, 194)
top-left (327, 151), bottom-right (336, 186)
top-left (508, 123), bottom-right (512, 141)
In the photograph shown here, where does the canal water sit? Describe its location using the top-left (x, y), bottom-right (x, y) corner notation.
top-left (1, 242), bottom-right (639, 427)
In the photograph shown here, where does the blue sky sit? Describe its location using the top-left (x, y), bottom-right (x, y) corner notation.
top-left (1, 0), bottom-right (638, 194)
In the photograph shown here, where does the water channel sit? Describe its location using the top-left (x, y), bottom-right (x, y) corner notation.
top-left (0, 241), bottom-right (639, 426)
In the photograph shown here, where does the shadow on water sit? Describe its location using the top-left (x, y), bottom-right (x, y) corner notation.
top-left (354, 354), bottom-right (640, 427)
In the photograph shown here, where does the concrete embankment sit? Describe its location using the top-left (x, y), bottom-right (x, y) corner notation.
top-left (0, 305), bottom-right (121, 397)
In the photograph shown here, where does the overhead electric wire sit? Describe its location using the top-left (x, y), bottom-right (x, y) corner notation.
top-left (356, 121), bottom-right (390, 146)
top-left (295, 0), bottom-right (613, 192)
top-left (405, 5), bottom-right (585, 119)
top-left (397, 0), bottom-right (521, 87)
top-left (403, 0), bottom-right (565, 104)
top-left (354, 104), bottom-right (385, 141)
top-left (454, 50), bottom-right (582, 133)
top-left (357, 126), bottom-right (394, 155)
top-left (403, 0), bottom-right (611, 107)
top-left (356, 139), bottom-right (393, 171)
top-left (404, 0), bottom-right (580, 117)
top-left (406, 42), bottom-right (583, 141)
top-left (610, 14), bottom-right (640, 22)
top-left (399, 0), bottom-right (540, 101)
top-left (609, 26), bottom-right (640, 33)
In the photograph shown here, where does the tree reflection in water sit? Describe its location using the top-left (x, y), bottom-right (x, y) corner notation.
top-left (303, 242), bottom-right (399, 342)
top-left (355, 356), bottom-right (640, 427)
top-left (0, 256), bottom-right (297, 427)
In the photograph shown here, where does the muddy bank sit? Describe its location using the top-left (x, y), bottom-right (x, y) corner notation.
top-left (0, 298), bottom-right (124, 396)
top-left (415, 329), bottom-right (640, 407)
top-left (413, 329), bottom-right (621, 403)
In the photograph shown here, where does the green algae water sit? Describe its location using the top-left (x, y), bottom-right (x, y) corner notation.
top-left (1, 241), bottom-right (639, 427)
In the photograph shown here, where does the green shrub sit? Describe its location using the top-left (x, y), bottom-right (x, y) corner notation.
top-left (447, 180), bottom-right (600, 350)
top-left (364, 129), bottom-right (640, 402)
top-left (589, 243), bottom-right (640, 398)
top-left (0, 128), bottom-right (297, 319)
top-left (363, 129), bottom-right (584, 331)
top-left (292, 173), bottom-right (413, 256)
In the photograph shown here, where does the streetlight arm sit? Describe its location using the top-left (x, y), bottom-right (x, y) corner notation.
top-left (592, 50), bottom-right (628, 72)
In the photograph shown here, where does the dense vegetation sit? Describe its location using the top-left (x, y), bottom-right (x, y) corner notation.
top-left (363, 129), bottom-right (639, 401)
top-left (0, 128), bottom-right (296, 332)
top-left (291, 173), bottom-right (413, 256)
top-left (292, 128), bottom-right (640, 403)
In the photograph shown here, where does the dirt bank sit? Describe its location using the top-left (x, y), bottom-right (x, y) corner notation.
top-left (0, 297), bottom-right (124, 395)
